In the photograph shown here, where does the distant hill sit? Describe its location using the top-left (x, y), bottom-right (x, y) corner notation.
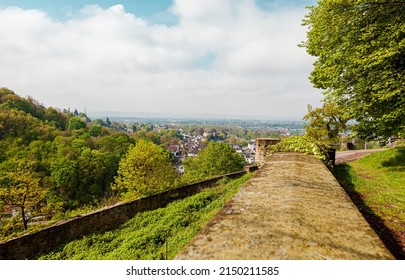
top-left (88, 111), bottom-right (303, 122)
top-left (0, 88), bottom-right (72, 143)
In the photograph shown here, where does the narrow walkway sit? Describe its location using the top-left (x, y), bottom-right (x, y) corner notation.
top-left (335, 148), bottom-right (387, 165)
top-left (176, 153), bottom-right (394, 259)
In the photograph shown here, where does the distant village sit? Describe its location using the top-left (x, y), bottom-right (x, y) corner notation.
top-left (165, 129), bottom-right (258, 174)
top-left (119, 119), bottom-right (306, 174)
top-left (70, 113), bottom-right (307, 175)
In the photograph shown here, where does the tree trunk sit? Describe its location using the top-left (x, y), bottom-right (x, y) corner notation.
top-left (20, 206), bottom-right (27, 230)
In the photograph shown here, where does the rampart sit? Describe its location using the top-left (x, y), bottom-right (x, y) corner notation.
top-left (0, 168), bottom-right (256, 260)
top-left (176, 153), bottom-right (394, 259)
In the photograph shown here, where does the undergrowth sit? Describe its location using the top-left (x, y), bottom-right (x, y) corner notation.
top-left (267, 136), bottom-right (329, 163)
top-left (38, 173), bottom-right (253, 260)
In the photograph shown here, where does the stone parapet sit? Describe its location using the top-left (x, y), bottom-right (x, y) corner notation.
top-left (176, 152), bottom-right (394, 259)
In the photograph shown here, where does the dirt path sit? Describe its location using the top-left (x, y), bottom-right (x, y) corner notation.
top-left (335, 148), bottom-right (387, 165)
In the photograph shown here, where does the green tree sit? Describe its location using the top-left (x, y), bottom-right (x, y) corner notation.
top-left (105, 117), bottom-right (111, 127)
top-left (182, 141), bottom-right (245, 183)
top-left (67, 116), bottom-right (86, 130)
top-left (301, 0), bottom-right (405, 139)
top-left (112, 139), bottom-right (176, 200)
top-left (90, 149), bottom-right (118, 195)
top-left (0, 161), bottom-right (48, 230)
top-left (50, 157), bottom-right (79, 207)
top-left (44, 107), bottom-right (68, 130)
top-left (89, 124), bottom-right (102, 137)
top-left (95, 132), bottom-right (134, 157)
top-left (303, 102), bottom-right (348, 145)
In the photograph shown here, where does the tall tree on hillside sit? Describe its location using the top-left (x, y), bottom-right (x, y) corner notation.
top-left (112, 139), bottom-right (176, 200)
top-left (301, 0), bottom-right (405, 140)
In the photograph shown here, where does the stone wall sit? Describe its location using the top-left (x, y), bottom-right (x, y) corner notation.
top-left (0, 171), bottom-right (248, 260)
top-left (176, 153), bottom-right (394, 260)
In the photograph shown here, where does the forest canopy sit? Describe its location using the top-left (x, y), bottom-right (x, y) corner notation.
top-left (0, 88), bottom-right (136, 234)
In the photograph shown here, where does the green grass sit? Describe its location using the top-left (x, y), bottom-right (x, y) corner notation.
top-left (333, 147), bottom-right (405, 258)
top-left (38, 173), bottom-right (253, 260)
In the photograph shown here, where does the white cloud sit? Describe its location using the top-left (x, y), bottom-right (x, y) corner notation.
top-left (0, 1), bottom-right (322, 119)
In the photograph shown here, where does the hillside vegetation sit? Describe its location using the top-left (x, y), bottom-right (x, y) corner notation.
top-left (0, 88), bottom-right (246, 240)
top-left (333, 147), bottom-right (405, 259)
top-left (39, 174), bottom-right (252, 260)
top-left (0, 88), bottom-right (135, 237)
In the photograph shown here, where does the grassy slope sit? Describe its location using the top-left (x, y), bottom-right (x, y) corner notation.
top-left (333, 147), bottom-right (405, 259)
top-left (39, 173), bottom-right (253, 260)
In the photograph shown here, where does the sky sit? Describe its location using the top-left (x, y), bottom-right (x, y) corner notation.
top-left (0, 0), bottom-right (322, 119)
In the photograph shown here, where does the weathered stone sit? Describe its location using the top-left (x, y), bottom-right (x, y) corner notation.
top-left (255, 138), bottom-right (280, 166)
top-left (176, 153), bottom-right (394, 260)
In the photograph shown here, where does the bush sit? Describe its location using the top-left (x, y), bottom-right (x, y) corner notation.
top-left (267, 136), bottom-right (328, 163)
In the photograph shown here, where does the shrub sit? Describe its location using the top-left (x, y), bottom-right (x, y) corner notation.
top-left (267, 136), bottom-right (328, 163)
